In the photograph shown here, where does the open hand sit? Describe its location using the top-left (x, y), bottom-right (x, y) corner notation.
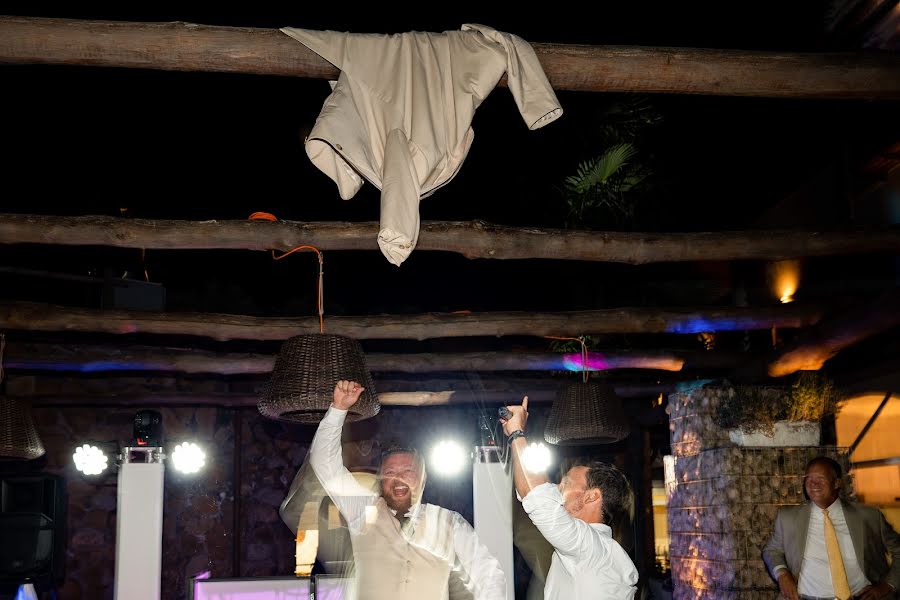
top-left (857, 582), bottom-right (894, 600)
top-left (333, 380), bottom-right (364, 411)
top-left (776, 570), bottom-right (799, 600)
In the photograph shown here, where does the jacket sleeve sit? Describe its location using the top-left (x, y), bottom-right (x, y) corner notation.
top-left (762, 509), bottom-right (790, 580)
top-left (377, 128), bottom-right (423, 266)
top-left (307, 406), bottom-right (377, 531)
top-left (450, 513), bottom-right (508, 600)
top-left (878, 508), bottom-right (900, 590)
top-left (461, 24), bottom-right (563, 131)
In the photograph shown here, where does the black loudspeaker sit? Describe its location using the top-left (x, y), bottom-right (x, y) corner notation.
top-left (0, 473), bottom-right (66, 589)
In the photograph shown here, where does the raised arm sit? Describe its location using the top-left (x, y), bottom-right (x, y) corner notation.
top-left (500, 397), bottom-right (550, 498)
top-left (307, 380), bottom-right (377, 530)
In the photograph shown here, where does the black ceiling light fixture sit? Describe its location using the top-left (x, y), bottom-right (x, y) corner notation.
top-left (260, 333), bottom-right (379, 423)
top-left (255, 232), bottom-right (379, 423)
top-left (544, 337), bottom-right (630, 445)
top-left (0, 334), bottom-right (46, 461)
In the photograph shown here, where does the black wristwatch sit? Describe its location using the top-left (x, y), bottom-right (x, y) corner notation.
top-left (507, 430), bottom-right (526, 444)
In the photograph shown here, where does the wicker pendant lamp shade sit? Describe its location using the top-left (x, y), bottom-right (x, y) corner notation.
top-left (259, 334), bottom-right (380, 424)
top-left (0, 396), bottom-right (46, 460)
top-left (544, 381), bottom-right (630, 445)
top-left (0, 334), bottom-right (45, 460)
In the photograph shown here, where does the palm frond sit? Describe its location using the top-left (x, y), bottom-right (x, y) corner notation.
top-left (564, 143), bottom-right (637, 194)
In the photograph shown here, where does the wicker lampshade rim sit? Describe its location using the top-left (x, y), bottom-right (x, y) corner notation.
top-left (258, 334), bottom-right (380, 424)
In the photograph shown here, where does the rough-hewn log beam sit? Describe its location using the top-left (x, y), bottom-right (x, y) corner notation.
top-left (27, 392), bottom-right (562, 407)
top-left (3, 342), bottom-right (747, 373)
top-left (20, 387), bottom-right (673, 407)
top-left (0, 301), bottom-right (823, 341)
top-left (768, 289), bottom-right (900, 377)
top-left (9, 372), bottom-right (678, 403)
top-left (2, 17), bottom-right (899, 98)
top-left (2, 214), bottom-right (900, 264)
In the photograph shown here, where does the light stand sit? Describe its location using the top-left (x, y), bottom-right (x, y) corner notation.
top-left (472, 416), bottom-right (514, 600)
top-left (113, 411), bottom-right (165, 600)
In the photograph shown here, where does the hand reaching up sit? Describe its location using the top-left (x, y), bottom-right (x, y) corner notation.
top-left (333, 380), bottom-right (364, 411)
top-left (500, 396), bottom-right (529, 436)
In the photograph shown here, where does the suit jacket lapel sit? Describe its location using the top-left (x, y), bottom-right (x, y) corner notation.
top-left (795, 503), bottom-right (811, 573)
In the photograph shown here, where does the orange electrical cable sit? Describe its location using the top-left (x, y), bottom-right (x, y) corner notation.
top-left (249, 212), bottom-right (325, 334)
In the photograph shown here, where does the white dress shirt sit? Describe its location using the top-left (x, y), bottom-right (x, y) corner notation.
top-left (521, 482), bottom-right (638, 599)
top-left (797, 499), bottom-right (871, 597)
top-left (308, 407), bottom-right (507, 600)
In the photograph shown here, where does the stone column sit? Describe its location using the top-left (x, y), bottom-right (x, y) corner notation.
top-left (666, 385), bottom-right (847, 600)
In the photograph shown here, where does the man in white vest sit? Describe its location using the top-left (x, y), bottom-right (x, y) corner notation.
top-left (303, 379), bottom-right (507, 600)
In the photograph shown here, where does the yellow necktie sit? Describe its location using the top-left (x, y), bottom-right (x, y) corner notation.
top-left (823, 507), bottom-right (852, 600)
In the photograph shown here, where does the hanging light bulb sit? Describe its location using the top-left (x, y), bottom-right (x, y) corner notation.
top-left (767, 259), bottom-right (800, 304)
top-left (256, 246), bottom-right (380, 424)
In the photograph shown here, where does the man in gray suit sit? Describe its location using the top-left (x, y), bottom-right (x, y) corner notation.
top-left (763, 456), bottom-right (900, 600)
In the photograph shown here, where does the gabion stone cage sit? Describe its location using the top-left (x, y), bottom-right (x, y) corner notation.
top-left (544, 381), bottom-right (630, 445)
top-left (0, 396), bottom-right (46, 460)
top-left (259, 334), bottom-right (380, 424)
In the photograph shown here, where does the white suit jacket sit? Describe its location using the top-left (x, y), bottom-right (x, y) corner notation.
top-left (281, 24), bottom-right (563, 265)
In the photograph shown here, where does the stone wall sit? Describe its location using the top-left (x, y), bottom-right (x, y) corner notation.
top-left (666, 386), bottom-right (847, 600)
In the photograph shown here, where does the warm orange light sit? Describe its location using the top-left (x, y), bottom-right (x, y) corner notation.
top-left (768, 259), bottom-right (800, 304)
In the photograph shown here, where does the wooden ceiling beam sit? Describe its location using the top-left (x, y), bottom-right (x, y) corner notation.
top-left (9, 373), bottom-right (676, 406)
top-left (0, 301), bottom-right (823, 340)
top-left (2, 342), bottom-right (750, 374)
top-left (2, 16), bottom-right (899, 98)
top-left (768, 289), bottom-right (900, 377)
top-left (2, 214), bottom-right (900, 263)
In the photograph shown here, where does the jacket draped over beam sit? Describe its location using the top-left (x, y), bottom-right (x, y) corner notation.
top-left (281, 24), bottom-right (563, 265)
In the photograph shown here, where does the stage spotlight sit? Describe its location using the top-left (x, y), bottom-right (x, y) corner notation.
top-left (171, 442), bottom-right (206, 474)
top-left (521, 442), bottom-right (552, 473)
top-left (132, 409), bottom-right (162, 446)
top-left (73, 444), bottom-right (109, 476)
top-left (430, 440), bottom-right (466, 476)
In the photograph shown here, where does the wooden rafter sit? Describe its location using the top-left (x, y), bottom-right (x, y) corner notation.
top-left (0, 301), bottom-right (823, 340)
top-left (3, 214), bottom-right (900, 264)
top-left (768, 289), bottom-right (900, 377)
top-left (1, 16), bottom-right (899, 98)
top-left (10, 374), bottom-right (675, 406)
top-left (2, 342), bottom-right (752, 374)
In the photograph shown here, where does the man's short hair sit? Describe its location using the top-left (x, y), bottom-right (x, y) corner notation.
top-left (805, 456), bottom-right (842, 479)
top-left (379, 445), bottom-right (424, 471)
top-left (802, 456), bottom-right (843, 502)
top-left (574, 460), bottom-right (634, 527)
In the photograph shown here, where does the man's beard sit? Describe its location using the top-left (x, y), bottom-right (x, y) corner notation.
top-left (383, 491), bottom-right (414, 514)
top-left (565, 492), bottom-right (585, 516)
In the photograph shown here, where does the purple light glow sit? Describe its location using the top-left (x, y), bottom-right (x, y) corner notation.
top-left (193, 578), bottom-right (312, 600)
top-left (562, 352), bottom-right (609, 371)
